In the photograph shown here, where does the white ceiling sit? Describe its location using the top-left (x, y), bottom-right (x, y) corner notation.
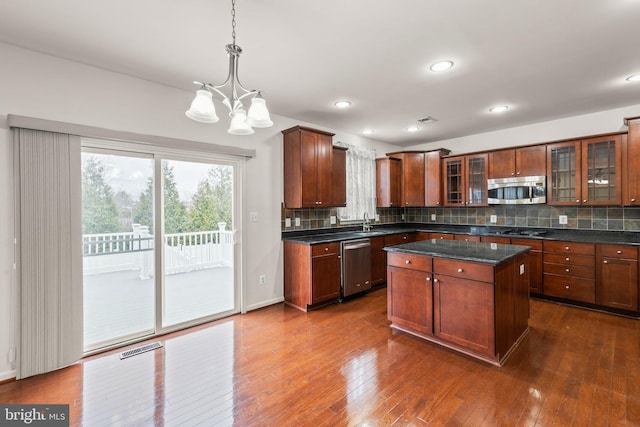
top-left (1, 0), bottom-right (640, 146)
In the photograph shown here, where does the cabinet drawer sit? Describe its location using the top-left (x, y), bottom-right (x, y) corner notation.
top-left (387, 252), bottom-right (432, 272)
top-left (510, 238), bottom-right (543, 251)
top-left (543, 262), bottom-right (595, 279)
top-left (312, 242), bottom-right (339, 257)
top-left (598, 244), bottom-right (638, 260)
top-left (543, 274), bottom-right (595, 303)
top-left (433, 258), bottom-right (494, 283)
top-left (429, 233), bottom-right (454, 240)
top-left (543, 252), bottom-right (594, 267)
top-left (543, 241), bottom-right (595, 255)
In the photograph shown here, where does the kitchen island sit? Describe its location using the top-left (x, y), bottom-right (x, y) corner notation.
top-left (385, 239), bottom-right (531, 366)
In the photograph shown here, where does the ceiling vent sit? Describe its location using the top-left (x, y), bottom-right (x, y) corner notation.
top-left (418, 116), bottom-right (438, 124)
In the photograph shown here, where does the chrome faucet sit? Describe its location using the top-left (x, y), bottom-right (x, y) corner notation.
top-left (363, 212), bottom-right (372, 232)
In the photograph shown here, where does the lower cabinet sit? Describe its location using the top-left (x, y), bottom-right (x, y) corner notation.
top-left (386, 251), bottom-right (529, 365)
top-left (543, 241), bottom-right (595, 303)
top-left (596, 244), bottom-right (639, 311)
top-left (370, 236), bottom-right (386, 286)
top-left (284, 241), bottom-right (340, 311)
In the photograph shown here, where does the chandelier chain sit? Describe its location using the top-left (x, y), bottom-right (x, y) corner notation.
top-left (231, 0), bottom-right (237, 45)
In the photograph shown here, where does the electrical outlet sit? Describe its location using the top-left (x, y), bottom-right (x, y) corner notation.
top-left (559, 215), bottom-right (568, 225)
top-left (431, 214), bottom-right (436, 221)
top-left (375, 214), bottom-right (380, 221)
top-left (401, 214), bottom-right (406, 221)
top-left (285, 218), bottom-right (291, 227)
top-left (330, 215), bottom-right (337, 225)
top-left (295, 217), bottom-right (301, 227)
top-left (490, 215), bottom-right (497, 223)
top-left (249, 211), bottom-right (258, 222)
top-left (259, 274), bottom-right (266, 285)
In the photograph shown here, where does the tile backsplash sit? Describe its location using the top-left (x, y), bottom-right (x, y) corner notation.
top-left (282, 205), bottom-right (640, 232)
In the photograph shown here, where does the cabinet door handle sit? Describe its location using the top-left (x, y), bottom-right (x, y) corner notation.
top-left (405, 260), bottom-right (411, 264)
top-left (565, 246), bottom-right (570, 250)
top-left (516, 172), bottom-right (521, 176)
top-left (337, 255), bottom-right (341, 259)
top-left (325, 247), bottom-right (329, 252)
top-left (318, 201), bottom-right (322, 205)
top-left (433, 278), bottom-right (439, 283)
top-left (565, 257), bottom-right (570, 262)
top-left (576, 200), bottom-right (580, 203)
top-left (604, 260), bottom-right (608, 264)
top-left (403, 236), bottom-right (407, 240)
top-left (565, 285), bottom-right (570, 289)
top-left (436, 201), bottom-right (440, 205)
top-left (511, 172), bottom-right (515, 176)
top-left (583, 199), bottom-right (587, 203)
top-left (617, 250), bottom-right (623, 254)
top-left (457, 268), bottom-right (464, 273)
top-left (426, 277), bottom-right (431, 282)
top-left (565, 268), bottom-right (570, 272)
top-left (632, 198), bottom-right (637, 202)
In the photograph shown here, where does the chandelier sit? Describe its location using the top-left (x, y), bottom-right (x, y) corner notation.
top-left (185, 0), bottom-right (273, 135)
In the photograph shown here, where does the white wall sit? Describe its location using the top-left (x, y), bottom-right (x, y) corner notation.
top-left (0, 42), bottom-right (401, 380)
top-left (407, 105), bottom-right (640, 154)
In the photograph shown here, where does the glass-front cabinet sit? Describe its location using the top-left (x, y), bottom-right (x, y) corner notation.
top-left (444, 154), bottom-right (487, 206)
top-left (547, 135), bottom-right (621, 205)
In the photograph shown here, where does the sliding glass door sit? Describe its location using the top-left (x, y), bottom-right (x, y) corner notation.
top-left (82, 146), bottom-right (240, 351)
top-left (161, 159), bottom-right (236, 327)
top-left (82, 150), bottom-right (155, 350)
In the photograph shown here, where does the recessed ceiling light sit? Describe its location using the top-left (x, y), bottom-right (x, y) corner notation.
top-left (627, 73), bottom-right (640, 82)
top-left (489, 105), bottom-right (510, 113)
top-left (430, 60), bottom-right (454, 72)
top-left (334, 100), bottom-right (352, 108)
top-left (406, 126), bottom-right (420, 133)
top-left (362, 129), bottom-right (374, 135)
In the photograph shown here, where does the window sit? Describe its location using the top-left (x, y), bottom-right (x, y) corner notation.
top-left (337, 143), bottom-right (376, 221)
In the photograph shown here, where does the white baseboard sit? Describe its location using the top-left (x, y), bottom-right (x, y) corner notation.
top-left (245, 297), bottom-right (284, 312)
top-left (0, 369), bottom-right (16, 382)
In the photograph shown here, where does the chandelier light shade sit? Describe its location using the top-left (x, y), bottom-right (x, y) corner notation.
top-left (185, 0), bottom-right (273, 134)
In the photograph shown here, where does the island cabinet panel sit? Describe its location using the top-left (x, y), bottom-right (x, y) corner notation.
top-left (511, 238), bottom-right (543, 294)
top-left (433, 273), bottom-right (495, 356)
top-left (284, 241), bottom-right (340, 311)
top-left (433, 258), bottom-right (493, 283)
top-left (387, 266), bottom-right (433, 336)
top-left (596, 244), bottom-right (639, 312)
top-left (454, 234), bottom-right (481, 242)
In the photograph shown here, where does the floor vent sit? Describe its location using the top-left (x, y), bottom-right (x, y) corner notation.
top-left (119, 342), bottom-right (163, 360)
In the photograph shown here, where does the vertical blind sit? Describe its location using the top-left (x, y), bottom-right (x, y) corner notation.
top-left (14, 128), bottom-right (83, 379)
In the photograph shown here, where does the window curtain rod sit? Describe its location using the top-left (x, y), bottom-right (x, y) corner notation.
top-left (7, 114), bottom-right (256, 159)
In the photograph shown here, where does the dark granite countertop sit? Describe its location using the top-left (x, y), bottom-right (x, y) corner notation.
top-left (384, 239), bottom-right (530, 265)
top-left (282, 223), bottom-right (640, 246)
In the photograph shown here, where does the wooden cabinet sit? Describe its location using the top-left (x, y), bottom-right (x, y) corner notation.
top-left (543, 240), bottom-right (595, 303)
top-left (393, 152), bottom-right (425, 207)
top-left (387, 250), bottom-right (530, 365)
top-left (547, 135), bottom-right (622, 206)
top-left (433, 260), bottom-right (495, 356)
top-left (511, 238), bottom-right (543, 294)
top-left (454, 234), bottom-right (481, 242)
top-left (376, 157), bottom-right (401, 207)
top-left (481, 236), bottom-right (511, 245)
top-left (443, 154), bottom-right (488, 206)
top-left (387, 253), bottom-right (433, 336)
top-left (596, 244), bottom-right (638, 311)
top-left (384, 232), bottom-right (416, 247)
top-left (430, 233), bottom-right (454, 241)
top-left (425, 149), bottom-right (449, 206)
top-left (284, 241), bottom-right (340, 311)
top-left (331, 146), bottom-right (348, 207)
top-left (282, 126), bottom-right (346, 208)
top-left (623, 117), bottom-right (640, 206)
top-left (415, 232), bottom-right (431, 241)
top-left (488, 145), bottom-right (546, 179)
top-left (370, 236), bottom-right (386, 286)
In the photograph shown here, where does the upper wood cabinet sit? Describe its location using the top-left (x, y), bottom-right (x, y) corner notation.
top-left (331, 146), bottom-right (348, 207)
top-left (488, 145), bottom-right (546, 179)
top-left (443, 154), bottom-right (488, 206)
top-left (425, 149), bottom-right (450, 206)
top-left (376, 157), bottom-right (401, 207)
top-left (623, 116), bottom-right (640, 206)
top-left (547, 134), bottom-right (622, 206)
top-left (282, 126), bottom-right (346, 208)
top-left (394, 152), bottom-right (425, 207)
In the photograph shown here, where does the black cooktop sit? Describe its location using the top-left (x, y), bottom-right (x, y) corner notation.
top-left (493, 228), bottom-right (549, 237)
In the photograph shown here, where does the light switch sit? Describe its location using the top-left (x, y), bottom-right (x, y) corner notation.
top-left (520, 264), bottom-right (525, 275)
top-left (431, 214), bottom-right (436, 221)
top-left (330, 215), bottom-right (337, 224)
top-left (559, 215), bottom-right (567, 225)
top-left (285, 218), bottom-right (291, 227)
top-left (295, 217), bottom-right (301, 226)
top-left (249, 212), bottom-right (258, 222)
top-left (490, 215), bottom-right (497, 223)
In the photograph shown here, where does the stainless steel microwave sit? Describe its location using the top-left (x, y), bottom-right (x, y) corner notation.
top-left (487, 176), bottom-right (546, 204)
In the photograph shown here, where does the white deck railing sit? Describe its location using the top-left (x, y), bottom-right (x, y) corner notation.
top-left (83, 227), bottom-right (234, 277)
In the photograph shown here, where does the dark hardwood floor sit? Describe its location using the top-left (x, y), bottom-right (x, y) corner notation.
top-left (1, 288), bottom-right (639, 426)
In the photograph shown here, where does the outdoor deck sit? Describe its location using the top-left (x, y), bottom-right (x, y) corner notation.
top-left (83, 266), bottom-right (234, 349)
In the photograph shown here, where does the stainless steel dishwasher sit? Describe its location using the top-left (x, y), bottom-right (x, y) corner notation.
top-left (340, 239), bottom-right (372, 300)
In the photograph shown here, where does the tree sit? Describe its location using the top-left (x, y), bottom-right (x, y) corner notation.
top-left (82, 156), bottom-right (119, 234)
top-left (132, 162), bottom-right (188, 234)
top-left (187, 165), bottom-right (233, 231)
